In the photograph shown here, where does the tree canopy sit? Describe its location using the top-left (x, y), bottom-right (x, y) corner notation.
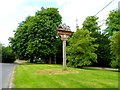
top-left (2, 45), bottom-right (15, 63)
top-left (67, 28), bottom-right (98, 67)
top-left (105, 9), bottom-right (120, 68)
top-left (110, 31), bottom-right (120, 68)
top-left (82, 16), bottom-right (112, 67)
top-left (105, 10), bottom-right (120, 36)
top-left (9, 7), bottom-right (62, 63)
top-left (82, 16), bottom-right (100, 33)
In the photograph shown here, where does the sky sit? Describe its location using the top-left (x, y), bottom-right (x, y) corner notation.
top-left (0, 0), bottom-right (119, 46)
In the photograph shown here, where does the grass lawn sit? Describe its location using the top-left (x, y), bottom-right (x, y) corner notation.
top-left (13, 63), bottom-right (118, 88)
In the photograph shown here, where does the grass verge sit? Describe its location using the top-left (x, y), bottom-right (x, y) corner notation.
top-left (13, 64), bottom-right (118, 88)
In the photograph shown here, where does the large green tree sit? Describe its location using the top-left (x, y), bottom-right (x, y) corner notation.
top-left (9, 7), bottom-right (62, 63)
top-left (93, 33), bottom-right (111, 67)
top-left (67, 28), bottom-right (98, 67)
top-left (82, 16), bottom-right (100, 34)
top-left (105, 9), bottom-right (120, 68)
top-left (82, 16), bottom-right (112, 67)
top-left (110, 31), bottom-right (120, 68)
top-left (105, 10), bottom-right (120, 36)
top-left (9, 16), bottom-right (33, 60)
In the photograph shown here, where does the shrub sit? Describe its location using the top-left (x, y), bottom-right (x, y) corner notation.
top-left (2, 46), bottom-right (15, 63)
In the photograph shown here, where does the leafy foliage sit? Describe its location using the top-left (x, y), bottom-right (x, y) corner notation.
top-left (82, 16), bottom-right (100, 33)
top-left (105, 10), bottom-right (120, 68)
top-left (9, 8), bottom-right (62, 63)
top-left (93, 33), bottom-right (111, 67)
top-left (105, 10), bottom-right (120, 36)
top-left (67, 28), bottom-right (98, 67)
top-left (2, 46), bottom-right (15, 63)
top-left (110, 31), bottom-right (120, 68)
top-left (82, 16), bottom-right (112, 67)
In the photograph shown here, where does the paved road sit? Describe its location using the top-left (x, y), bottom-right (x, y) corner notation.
top-left (0, 63), bottom-right (2, 90)
top-left (0, 63), bottom-right (17, 89)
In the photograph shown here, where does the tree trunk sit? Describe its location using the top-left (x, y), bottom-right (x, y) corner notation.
top-left (54, 55), bottom-right (56, 64)
top-left (30, 59), bottom-right (33, 63)
top-left (48, 57), bottom-right (51, 64)
top-left (30, 56), bottom-right (34, 63)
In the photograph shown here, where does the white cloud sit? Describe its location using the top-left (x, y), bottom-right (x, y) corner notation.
top-left (0, 0), bottom-right (40, 46)
top-left (0, 0), bottom-right (22, 46)
top-left (56, 0), bottom-right (118, 32)
top-left (0, 0), bottom-right (119, 46)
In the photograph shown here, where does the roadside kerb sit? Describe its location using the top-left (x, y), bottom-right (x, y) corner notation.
top-left (8, 64), bottom-right (17, 88)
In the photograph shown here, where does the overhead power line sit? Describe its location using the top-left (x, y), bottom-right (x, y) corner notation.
top-left (95, 0), bottom-right (115, 16)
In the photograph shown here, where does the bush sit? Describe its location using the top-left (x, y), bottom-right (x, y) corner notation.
top-left (110, 58), bottom-right (120, 68)
top-left (2, 46), bottom-right (15, 63)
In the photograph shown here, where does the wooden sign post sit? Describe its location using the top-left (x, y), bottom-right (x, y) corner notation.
top-left (57, 24), bottom-right (73, 70)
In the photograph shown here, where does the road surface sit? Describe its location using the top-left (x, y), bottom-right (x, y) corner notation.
top-left (0, 63), bottom-right (17, 89)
